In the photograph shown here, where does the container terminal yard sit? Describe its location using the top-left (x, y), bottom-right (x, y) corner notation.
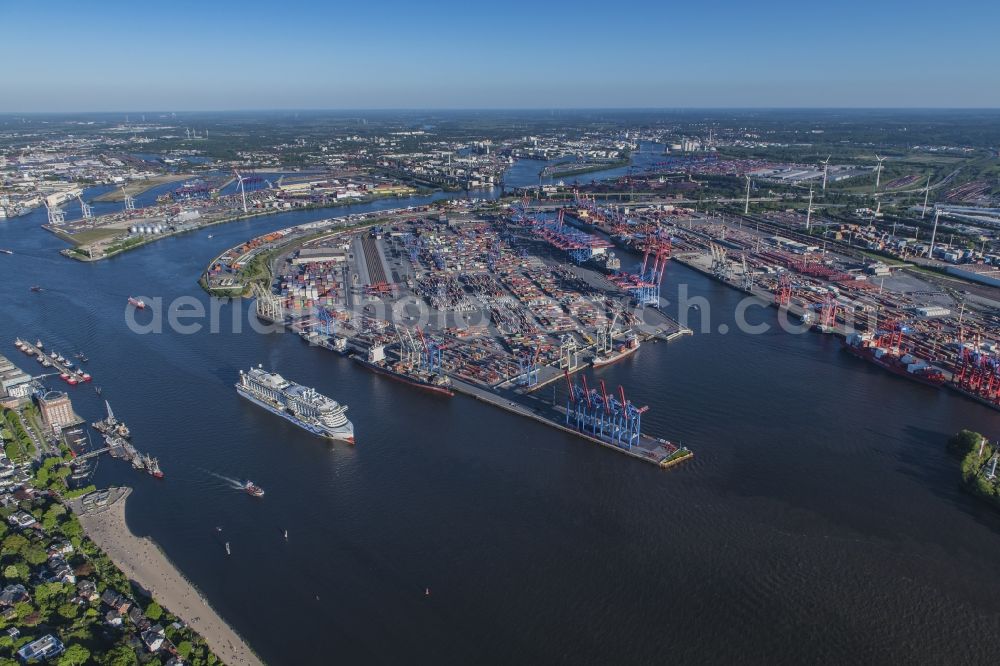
top-left (555, 194), bottom-right (1000, 412)
top-left (202, 203), bottom-right (694, 468)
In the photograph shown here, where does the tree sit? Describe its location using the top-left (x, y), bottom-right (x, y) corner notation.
top-left (177, 640), bottom-right (193, 658)
top-left (60, 519), bottom-right (83, 541)
top-left (948, 429), bottom-right (984, 457)
top-left (58, 644), bottom-right (90, 666)
top-left (34, 582), bottom-right (65, 607)
top-left (3, 564), bottom-right (27, 581)
top-left (13, 602), bottom-right (33, 621)
top-left (23, 545), bottom-right (49, 566)
top-left (1, 534), bottom-right (28, 557)
top-left (101, 645), bottom-right (138, 666)
top-left (145, 601), bottom-right (163, 621)
top-left (57, 602), bottom-right (79, 620)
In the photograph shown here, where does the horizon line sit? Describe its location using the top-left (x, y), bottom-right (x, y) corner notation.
top-left (3, 106), bottom-right (1000, 115)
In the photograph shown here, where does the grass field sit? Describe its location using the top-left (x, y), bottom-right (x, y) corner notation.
top-left (61, 227), bottom-right (121, 245)
top-left (93, 174), bottom-right (194, 201)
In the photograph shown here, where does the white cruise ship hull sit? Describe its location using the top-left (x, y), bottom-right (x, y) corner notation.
top-left (236, 386), bottom-right (355, 443)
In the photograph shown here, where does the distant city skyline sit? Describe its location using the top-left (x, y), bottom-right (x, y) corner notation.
top-left (3, 0), bottom-right (998, 112)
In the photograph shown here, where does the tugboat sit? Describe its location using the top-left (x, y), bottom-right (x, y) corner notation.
top-left (128, 297), bottom-right (146, 309)
top-left (145, 455), bottom-right (164, 479)
top-left (244, 480), bottom-right (265, 497)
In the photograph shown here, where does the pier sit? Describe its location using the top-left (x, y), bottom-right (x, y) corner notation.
top-left (449, 378), bottom-right (692, 469)
top-left (14, 338), bottom-right (92, 385)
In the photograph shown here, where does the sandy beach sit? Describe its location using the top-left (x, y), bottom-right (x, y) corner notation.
top-left (71, 488), bottom-right (263, 666)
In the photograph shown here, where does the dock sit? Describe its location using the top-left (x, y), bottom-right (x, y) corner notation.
top-left (14, 338), bottom-right (92, 385)
top-left (450, 378), bottom-right (692, 469)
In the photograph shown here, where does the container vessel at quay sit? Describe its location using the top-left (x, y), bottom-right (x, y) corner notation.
top-left (843, 333), bottom-right (946, 388)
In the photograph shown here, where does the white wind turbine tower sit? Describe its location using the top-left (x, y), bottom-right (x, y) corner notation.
top-left (928, 209), bottom-right (941, 259)
top-left (744, 175), bottom-right (751, 215)
top-left (806, 187), bottom-right (812, 233)
top-left (233, 171), bottom-right (248, 213)
top-left (873, 154), bottom-right (886, 191)
top-left (921, 174), bottom-right (931, 219)
top-left (821, 155), bottom-right (831, 191)
top-left (805, 187), bottom-right (814, 232)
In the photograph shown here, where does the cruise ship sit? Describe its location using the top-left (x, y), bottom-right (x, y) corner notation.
top-left (236, 365), bottom-right (354, 443)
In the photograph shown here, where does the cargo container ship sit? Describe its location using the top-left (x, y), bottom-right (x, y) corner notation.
top-left (843, 333), bottom-right (946, 388)
top-left (236, 365), bottom-right (355, 443)
top-left (351, 353), bottom-right (455, 397)
top-left (592, 334), bottom-right (640, 368)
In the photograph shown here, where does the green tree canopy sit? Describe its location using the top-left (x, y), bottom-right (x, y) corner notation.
top-left (948, 429), bottom-right (984, 457)
top-left (57, 602), bottom-right (79, 620)
top-left (23, 545), bottom-right (48, 566)
top-left (145, 601), bottom-right (163, 621)
top-left (57, 644), bottom-right (90, 666)
top-left (101, 645), bottom-right (138, 666)
top-left (1, 534), bottom-right (28, 557)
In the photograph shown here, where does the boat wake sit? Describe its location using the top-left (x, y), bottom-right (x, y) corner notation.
top-left (206, 471), bottom-right (245, 490)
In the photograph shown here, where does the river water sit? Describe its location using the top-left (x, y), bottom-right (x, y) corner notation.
top-left (3, 175), bottom-right (1000, 664)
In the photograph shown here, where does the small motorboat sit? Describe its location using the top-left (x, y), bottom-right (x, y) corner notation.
top-left (244, 480), bottom-right (265, 497)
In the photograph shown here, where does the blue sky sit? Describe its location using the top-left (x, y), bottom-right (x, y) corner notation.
top-left (2, 0), bottom-right (997, 111)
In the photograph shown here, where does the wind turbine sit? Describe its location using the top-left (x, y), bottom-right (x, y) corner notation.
top-left (805, 187), bottom-right (814, 232)
top-left (233, 170), bottom-right (248, 213)
top-left (821, 155), bottom-right (831, 191)
top-left (921, 174), bottom-right (931, 219)
top-left (873, 155), bottom-right (886, 191)
top-left (928, 209), bottom-right (941, 259)
top-left (744, 174), bottom-right (751, 215)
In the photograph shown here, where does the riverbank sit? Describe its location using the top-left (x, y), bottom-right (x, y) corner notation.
top-left (948, 430), bottom-right (1000, 510)
top-left (71, 487), bottom-right (264, 666)
top-left (57, 209), bottom-right (276, 262)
